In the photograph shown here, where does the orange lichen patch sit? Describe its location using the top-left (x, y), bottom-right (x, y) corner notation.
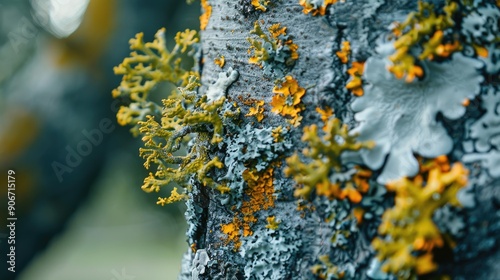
top-left (269, 23), bottom-right (287, 38)
top-left (420, 31), bottom-right (462, 60)
top-left (336, 41), bottom-right (351, 64)
top-left (473, 44), bottom-right (489, 58)
top-left (221, 217), bottom-right (242, 250)
top-left (271, 76), bottom-right (306, 126)
top-left (353, 207), bottom-right (364, 225)
top-left (316, 106), bottom-right (334, 131)
top-left (214, 55), bottom-right (225, 68)
top-left (462, 98), bottom-right (470, 107)
top-left (221, 166), bottom-right (276, 249)
top-left (345, 61), bottom-right (365, 96)
top-left (265, 216), bottom-right (280, 230)
top-left (241, 167), bottom-right (275, 235)
top-left (299, 0), bottom-right (338, 16)
top-left (156, 187), bottom-right (188, 206)
top-left (200, 0), bottom-right (212, 30)
top-left (251, 0), bottom-right (270, 12)
top-left (372, 156), bottom-right (468, 278)
top-left (245, 100), bottom-right (265, 122)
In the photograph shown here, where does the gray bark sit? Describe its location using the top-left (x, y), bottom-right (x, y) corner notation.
top-left (179, 1), bottom-right (500, 279)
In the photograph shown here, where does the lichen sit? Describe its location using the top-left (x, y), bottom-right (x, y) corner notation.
top-left (299, 0), bottom-right (338, 16)
top-left (352, 48), bottom-right (483, 184)
top-left (345, 61), bottom-right (365, 97)
top-left (372, 156), bottom-right (468, 279)
top-left (285, 113), bottom-right (374, 202)
top-left (462, 86), bottom-right (500, 178)
top-left (200, 0), bottom-right (212, 31)
top-left (214, 55), bottom-right (225, 68)
top-left (336, 41), bottom-right (351, 64)
top-left (245, 99), bottom-right (265, 122)
top-left (387, 0), bottom-right (460, 81)
top-left (247, 21), bottom-right (299, 77)
top-left (239, 226), bottom-right (301, 279)
top-left (112, 28), bottom-right (199, 134)
top-left (251, 0), bottom-right (270, 12)
top-left (271, 75), bottom-right (306, 127)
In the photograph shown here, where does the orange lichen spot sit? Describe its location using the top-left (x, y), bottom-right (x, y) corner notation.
top-left (271, 76), bottom-right (306, 126)
top-left (272, 126), bottom-right (284, 142)
top-left (214, 55), bottom-right (225, 68)
top-left (265, 216), bottom-right (280, 230)
top-left (373, 156), bottom-right (468, 278)
top-left (251, 0), bottom-right (270, 12)
top-left (462, 98), bottom-right (470, 107)
top-left (299, 0), bottom-right (338, 16)
top-left (221, 217), bottom-right (242, 250)
top-left (216, 184), bottom-right (231, 194)
top-left (353, 207), bottom-right (364, 225)
top-left (316, 106), bottom-right (334, 131)
top-left (245, 100), bottom-right (265, 122)
top-left (346, 61), bottom-right (365, 96)
top-left (473, 44), bottom-right (489, 58)
top-left (200, 0), bottom-right (212, 30)
top-left (336, 41), bottom-right (351, 64)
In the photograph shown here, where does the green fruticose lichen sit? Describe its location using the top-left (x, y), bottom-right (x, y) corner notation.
top-left (387, 0), bottom-right (498, 81)
top-left (372, 156), bottom-right (468, 279)
top-left (113, 28), bottom-right (241, 205)
top-left (113, 28), bottom-right (200, 135)
top-left (285, 112), bottom-right (374, 203)
top-left (247, 21), bottom-right (299, 77)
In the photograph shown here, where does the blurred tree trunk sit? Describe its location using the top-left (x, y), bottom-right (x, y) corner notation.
top-left (179, 1), bottom-right (500, 279)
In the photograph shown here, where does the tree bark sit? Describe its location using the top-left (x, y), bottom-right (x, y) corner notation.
top-left (169, 1), bottom-right (500, 279)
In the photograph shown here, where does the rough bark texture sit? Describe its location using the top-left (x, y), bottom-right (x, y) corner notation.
top-left (170, 1), bottom-right (499, 279)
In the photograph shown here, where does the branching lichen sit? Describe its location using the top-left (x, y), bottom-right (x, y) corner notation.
top-left (251, 0), bottom-right (270, 12)
top-left (299, 0), bottom-right (338, 16)
top-left (372, 156), bottom-right (468, 279)
top-left (285, 112), bottom-right (374, 202)
top-left (200, 0), bottom-right (212, 30)
top-left (247, 21), bottom-right (299, 77)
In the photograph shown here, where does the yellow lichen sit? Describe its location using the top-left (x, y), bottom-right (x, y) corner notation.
top-left (221, 217), bottom-right (242, 250)
top-left (265, 216), bottom-right (280, 230)
top-left (157, 187), bottom-right (188, 206)
top-left (247, 21), bottom-right (299, 73)
top-left (388, 0), bottom-right (460, 82)
top-left (245, 100), bottom-right (265, 122)
top-left (214, 55), bottom-right (225, 68)
top-left (299, 0), bottom-right (338, 16)
top-left (311, 255), bottom-right (346, 279)
top-left (200, 0), bottom-right (212, 30)
top-left (345, 61), bottom-right (365, 97)
top-left (251, 0), bottom-right (270, 12)
top-left (336, 41), bottom-right (351, 64)
top-left (271, 76), bottom-right (306, 127)
top-left (285, 113), bottom-right (374, 202)
top-left (372, 155), bottom-right (468, 279)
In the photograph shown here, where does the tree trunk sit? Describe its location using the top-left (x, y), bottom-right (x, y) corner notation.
top-left (115, 0), bottom-right (500, 279)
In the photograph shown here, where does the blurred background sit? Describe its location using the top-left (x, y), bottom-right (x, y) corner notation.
top-left (0, 0), bottom-right (200, 279)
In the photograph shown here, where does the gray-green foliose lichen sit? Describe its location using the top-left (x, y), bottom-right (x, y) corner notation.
top-left (351, 41), bottom-right (484, 184)
top-left (218, 123), bottom-right (292, 205)
top-left (239, 226), bottom-right (301, 280)
top-left (462, 86), bottom-right (500, 178)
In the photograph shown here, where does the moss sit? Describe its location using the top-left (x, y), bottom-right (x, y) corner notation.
top-left (372, 156), bottom-right (468, 279)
